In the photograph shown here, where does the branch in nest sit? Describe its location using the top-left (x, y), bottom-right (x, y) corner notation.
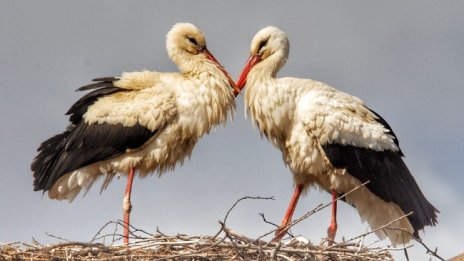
top-left (412, 235), bottom-right (445, 261)
top-left (210, 195), bottom-right (275, 241)
top-left (222, 195), bottom-right (275, 225)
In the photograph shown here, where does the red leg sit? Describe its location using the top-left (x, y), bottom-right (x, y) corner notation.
top-left (273, 184), bottom-right (304, 242)
top-left (123, 167), bottom-right (135, 245)
top-left (327, 189), bottom-right (338, 246)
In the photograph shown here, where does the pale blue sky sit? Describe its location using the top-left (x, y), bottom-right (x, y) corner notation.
top-left (1, 1), bottom-right (463, 260)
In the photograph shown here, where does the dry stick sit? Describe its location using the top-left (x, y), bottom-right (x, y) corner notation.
top-left (262, 212), bottom-right (299, 240)
top-left (42, 242), bottom-right (109, 251)
top-left (111, 220), bottom-right (120, 244)
top-left (259, 212), bottom-right (280, 228)
top-left (220, 221), bottom-right (268, 246)
top-left (0, 241), bottom-right (21, 247)
top-left (270, 241), bottom-right (282, 261)
top-left (91, 220), bottom-right (114, 242)
top-left (380, 245), bottom-right (413, 252)
top-left (31, 237), bottom-right (44, 248)
top-left (208, 196), bottom-right (275, 246)
top-left (223, 196), bottom-right (275, 225)
top-left (92, 220), bottom-right (155, 245)
top-left (22, 242), bottom-right (41, 249)
top-left (404, 248), bottom-right (410, 261)
top-left (413, 237), bottom-right (445, 261)
top-left (156, 227), bottom-right (168, 237)
top-left (45, 232), bottom-right (72, 243)
top-left (127, 239), bottom-right (202, 251)
top-left (259, 212), bottom-right (295, 239)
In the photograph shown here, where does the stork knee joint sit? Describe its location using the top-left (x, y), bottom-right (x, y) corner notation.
top-left (123, 195), bottom-right (132, 214)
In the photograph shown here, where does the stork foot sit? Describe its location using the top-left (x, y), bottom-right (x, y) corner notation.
top-left (327, 223), bottom-right (337, 246)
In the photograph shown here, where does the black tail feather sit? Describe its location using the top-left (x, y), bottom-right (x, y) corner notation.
top-left (31, 130), bottom-right (70, 191)
top-left (322, 144), bottom-right (439, 237)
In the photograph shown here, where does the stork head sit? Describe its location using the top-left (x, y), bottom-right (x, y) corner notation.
top-left (236, 26), bottom-right (289, 91)
top-left (166, 23), bottom-right (238, 93)
top-left (167, 23), bottom-right (207, 60)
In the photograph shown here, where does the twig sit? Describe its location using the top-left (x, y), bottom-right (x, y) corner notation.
top-left (223, 195), bottom-right (275, 225)
top-left (270, 241), bottom-right (282, 260)
top-left (156, 227), bottom-right (168, 237)
top-left (0, 241), bottom-right (21, 247)
top-left (259, 212), bottom-right (297, 240)
top-left (45, 232), bottom-right (72, 242)
top-left (43, 242), bottom-right (109, 251)
top-left (31, 237), bottom-right (44, 248)
top-left (404, 248), bottom-right (410, 261)
top-left (220, 221), bottom-right (267, 245)
top-left (413, 237), bottom-right (445, 261)
top-left (91, 220), bottom-right (114, 242)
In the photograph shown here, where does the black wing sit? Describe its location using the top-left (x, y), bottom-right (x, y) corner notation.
top-left (32, 121), bottom-right (156, 192)
top-left (322, 116), bottom-right (438, 237)
top-left (31, 78), bottom-right (157, 192)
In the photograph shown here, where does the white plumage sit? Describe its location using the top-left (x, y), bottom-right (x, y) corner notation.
top-left (236, 26), bottom-right (437, 245)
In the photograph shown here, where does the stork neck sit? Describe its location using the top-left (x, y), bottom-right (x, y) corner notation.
top-left (168, 50), bottom-right (207, 75)
top-left (251, 51), bottom-right (287, 81)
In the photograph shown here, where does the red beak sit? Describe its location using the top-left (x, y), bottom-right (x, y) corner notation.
top-left (236, 54), bottom-right (261, 93)
top-left (203, 48), bottom-right (241, 96)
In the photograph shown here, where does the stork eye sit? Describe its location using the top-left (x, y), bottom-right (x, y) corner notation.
top-left (258, 39), bottom-right (268, 51)
top-left (188, 37), bottom-right (198, 45)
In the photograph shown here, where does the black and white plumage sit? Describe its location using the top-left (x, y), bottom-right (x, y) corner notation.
top-left (236, 26), bottom-right (438, 245)
top-left (32, 23), bottom-right (236, 202)
top-left (32, 78), bottom-right (159, 195)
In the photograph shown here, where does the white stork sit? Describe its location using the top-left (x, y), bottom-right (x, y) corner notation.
top-left (31, 23), bottom-right (237, 244)
top-left (236, 26), bottom-right (438, 245)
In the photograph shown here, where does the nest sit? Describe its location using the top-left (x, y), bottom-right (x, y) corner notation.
top-left (1, 190), bottom-right (445, 260)
top-left (0, 226), bottom-right (393, 261)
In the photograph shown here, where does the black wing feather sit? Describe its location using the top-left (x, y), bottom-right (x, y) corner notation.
top-left (32, 77), bottom-right (157, 192)
top-left (32, 121), bottom-right (156, 191)
top-left (76, 77), bottom-right (119, 91)
top-left (92, 76), bottom-right (119, 82)
top-left (322, 144), bottom-right (438, 237)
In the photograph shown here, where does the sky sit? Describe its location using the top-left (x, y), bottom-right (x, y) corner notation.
top-left (1, 1), bottom-right (463, 260)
